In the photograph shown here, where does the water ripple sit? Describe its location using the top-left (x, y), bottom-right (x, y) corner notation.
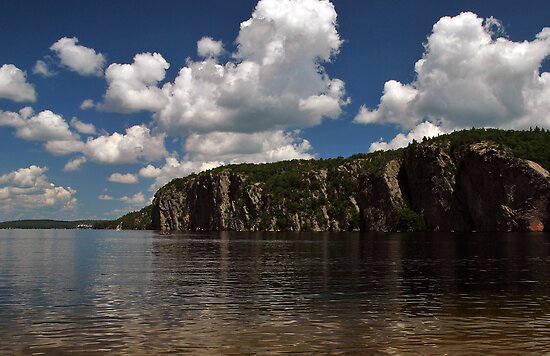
top-left (1, 230), bottom-right (550, 353)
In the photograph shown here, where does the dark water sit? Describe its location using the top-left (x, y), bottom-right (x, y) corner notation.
top-left (1, 230), bottom-right (550, 354)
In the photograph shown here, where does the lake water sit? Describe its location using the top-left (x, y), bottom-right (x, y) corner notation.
top-left (1, 230), bottom-right (549, 354)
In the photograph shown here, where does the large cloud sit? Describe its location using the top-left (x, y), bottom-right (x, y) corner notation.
top-left (98, 52), bottom-right (170, 113)
top-left (0, 165), bottom-right (77, 218)
top-left (91, 0), bottom-right (346, 188)
top-left (355, 12), bottom-right (550, 131)
top-left (50, 37), bottom-right (106, 76)
top-left (0, 64), bottom-right (36, 102)
top-left (101, 0), bottom-right (347, 134)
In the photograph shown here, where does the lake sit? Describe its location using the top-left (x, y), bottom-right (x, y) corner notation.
top-left (1, 230), bottom-right (549, 354)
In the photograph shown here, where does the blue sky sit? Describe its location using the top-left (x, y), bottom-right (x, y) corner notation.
top-left (0, 0), bottom-right (549, 221)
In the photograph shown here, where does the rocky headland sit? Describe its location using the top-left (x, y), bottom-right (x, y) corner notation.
top-left (102, 129), bottom-right (550, 232)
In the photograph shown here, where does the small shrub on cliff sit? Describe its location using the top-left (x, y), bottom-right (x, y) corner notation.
top-left (396, 207), bottom-right (425, 232)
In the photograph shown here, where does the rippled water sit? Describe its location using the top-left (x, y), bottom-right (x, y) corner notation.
top-left (1, 230), bottom-right (550, 354)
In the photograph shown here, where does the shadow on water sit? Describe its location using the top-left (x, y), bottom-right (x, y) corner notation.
top-left (1, 230), bottom-right (550, 353)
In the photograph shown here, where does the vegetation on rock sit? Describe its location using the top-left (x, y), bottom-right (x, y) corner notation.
top-left (427, 127), bottom-right (550, 171)
top-left (93, 205), bottom-right (153, 230)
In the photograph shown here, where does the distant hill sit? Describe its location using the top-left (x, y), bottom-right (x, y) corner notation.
top-left (0, 219), bottom-right (109, 229)
top-left (93, 205), bottom-right (153, 230)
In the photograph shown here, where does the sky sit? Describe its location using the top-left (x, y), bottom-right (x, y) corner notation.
top-left (0, 0), bottom-right (549, 221)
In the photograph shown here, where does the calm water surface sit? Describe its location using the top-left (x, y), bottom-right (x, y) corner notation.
top-left (1, 230), bottom-right (550, 354)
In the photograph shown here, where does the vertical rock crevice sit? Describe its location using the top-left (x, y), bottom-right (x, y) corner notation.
top-left (402, 143), bottom-right (472, 231)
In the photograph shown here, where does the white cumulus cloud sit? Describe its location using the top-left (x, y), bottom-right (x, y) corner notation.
top-left (4, 0), bottom-right (349, 186)
top-left (355, 12), bottom-right (550, 131)
top-left (197, 37), bottom-right (224, 58)
top-left (0, 165), bottom-right (49, 188)
top-left (98, 52), bottom-right (170, 113)
top-left (185, 130), bottom-right (314, 164)
top-left (82, 125), bottom-right (167, 164)
top-left (80, 99), bottom-right (95, 110)
top-left (108, 173), bottom-right (139, 184)
top-left (355, 80), bottom-right (418, 128)
top-left (138, 165), bottom-right (162, 179)
top-left (101, 0), bottom-right (347, 135)
top-left (120, 192), bottom-right (145, 205)
top-left (33, 59), bottom-right (56, 77)
top-left (45, 139), bottom-right (86, 156)
top-left (63, 156), bottom-right (87, 171)
top-left (46, 125), bottom-right (167, 164)
top-left (0, 165), bottom-right (77, 218)
top-left (91, 0), bottom-right (346, 180)
top-left (0, 64), bottom-right (36, 102)
top-left (99, 192), bottom-right (145, 205)
top-left (50, 37), bottom-right (106, 76)
top-left (70, 117), bottom-right (96, 135)
top-left (0, 109), bottom-right (167, 165)
top-left (0, 107), bottom-right (76, 142)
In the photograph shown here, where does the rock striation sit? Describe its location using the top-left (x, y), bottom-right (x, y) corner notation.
top-left (135, 135), bottom-right (550, 232)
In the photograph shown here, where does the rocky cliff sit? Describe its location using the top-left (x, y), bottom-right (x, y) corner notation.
top-left (359, 141), bottom-right (550, 232)
top-left (115, 129), bottom-right (550, 232)
top-left (152, 159), bottom-right (369, 231)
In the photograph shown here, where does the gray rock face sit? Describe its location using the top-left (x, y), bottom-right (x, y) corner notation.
top-left (402, 143), bottom-right (471, 231)
top-left (152, 171), bottom-right (266, 231)
top-left (152, 177), bottom-right (193, 231)
top-left (357, 160), bottom-right (406, 232)
top-left (185, 171), bottom-right (265, 231)
top-left (456, 143), bottom-right (550, 232)
top-left (150, 142), bottom-right (550, 232)
top-left (152, 164), bottom-right (365, 232)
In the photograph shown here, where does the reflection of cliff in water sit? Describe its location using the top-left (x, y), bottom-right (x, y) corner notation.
top-left (149, 231), bottom-right (550, 353)
top-left (398, 232), bottom-right (550, 318)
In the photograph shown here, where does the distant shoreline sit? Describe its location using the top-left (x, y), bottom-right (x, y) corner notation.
top-left (0, 219), bottom-right (110, 230)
